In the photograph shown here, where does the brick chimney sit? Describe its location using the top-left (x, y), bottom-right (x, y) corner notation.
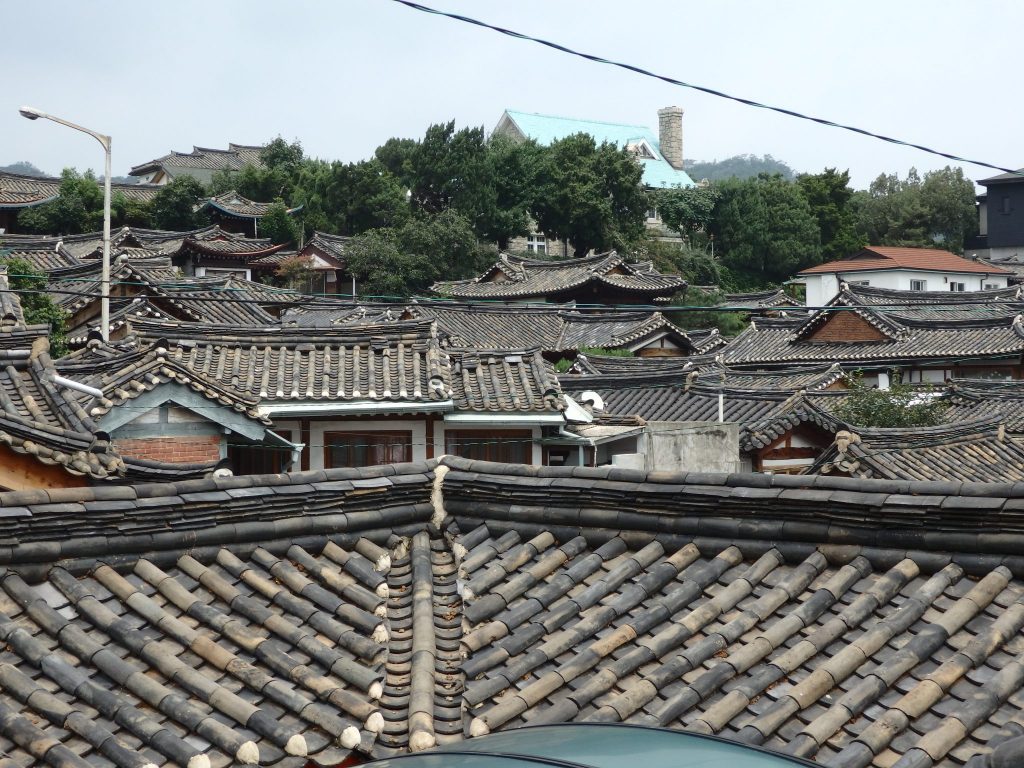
top-left (657, 106), bottom-right (684, 170)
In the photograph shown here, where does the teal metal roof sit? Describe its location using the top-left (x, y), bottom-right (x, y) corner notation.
top-left (502, 110), bottom-right (696, 189)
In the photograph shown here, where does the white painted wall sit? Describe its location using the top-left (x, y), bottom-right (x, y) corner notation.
top-left (803, 269), bottom-right (1009, 306)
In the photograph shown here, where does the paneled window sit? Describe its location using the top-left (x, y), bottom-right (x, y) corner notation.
top-left (526, 234), bottom-right (547, 254)
top-left (445, 430), bottom-right (532, 464)
top-left (324, 431), bottom-right (411, 468)
top-left (910, 279), bottom-right (927, 291)
top-left (949, 282), bottom-right (966, 292)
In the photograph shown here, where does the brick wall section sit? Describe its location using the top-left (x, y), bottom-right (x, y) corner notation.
top-left (114, 436), bottom-right (221, 464)
top-left (808, 313), bottom-right (888, 342)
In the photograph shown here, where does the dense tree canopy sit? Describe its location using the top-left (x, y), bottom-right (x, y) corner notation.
top-left (0, 257), bottom-right (68, 355)
top-left (654, 185), bottom-right (719, 242)
top-left (16, 169), bottom-right (105, 234)
top-left (532, 133), bottom-right (647, 257)
top-left (854, 166), bottom-right (977, 253)
top-left (259, 199), bottom-right (300, 245)
top-left (150, 176), bottom-right (205, 231)
top-left (685, 154), bottom-right (795, 182)
top-left (796, 168), bottom-right (864, 260)
top-left (711, 174), bottom-right (822, 283)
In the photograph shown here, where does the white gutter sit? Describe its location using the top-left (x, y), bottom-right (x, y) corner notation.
top-left (260, 400), bottom-right (455, 418)
top-left (443, 412), bottom-right (566, 425)
top-left (53, 374), bottom-right (104, 399)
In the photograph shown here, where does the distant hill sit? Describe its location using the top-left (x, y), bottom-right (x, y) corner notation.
top-left (684, 154), bottom-right (795, 182)
top-left (0, 161), bottom-right (48, 177)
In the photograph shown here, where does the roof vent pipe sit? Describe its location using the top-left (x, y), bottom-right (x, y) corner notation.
top-left (53, 374), bottom-right (104, 399)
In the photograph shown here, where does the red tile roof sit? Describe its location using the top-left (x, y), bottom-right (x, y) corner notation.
top-left (798, 246), bottom-right (1011, 276)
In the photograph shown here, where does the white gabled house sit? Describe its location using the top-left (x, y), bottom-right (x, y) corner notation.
top-left (796, 246), bottom-right (1011, 306)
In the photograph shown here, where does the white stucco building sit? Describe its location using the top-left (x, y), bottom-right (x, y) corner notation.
top-left (796, 246), bottom-right (1011, 306)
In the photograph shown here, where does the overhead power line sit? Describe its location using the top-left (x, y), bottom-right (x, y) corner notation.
top-left (389, 0), bottom-right (1020, 177)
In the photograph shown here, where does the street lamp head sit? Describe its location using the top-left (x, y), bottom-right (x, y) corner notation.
top-left (18, 106), bottom-right (42, 120)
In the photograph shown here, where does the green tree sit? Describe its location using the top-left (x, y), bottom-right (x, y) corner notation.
top-left (151, 176), bottom-right (206, 231)
top-left (16, 169), bottom-right (104, 234)
top-left (711, 174), bottom-right (822, 282)
top-left (0, 257), bottom-right (68, 355)
top-left (654, 185), bottom-right (719, 243)
top-left (260, 137), bottom-right (304, 173)
top-left (343, 229), bottom-right (434, 299)
top-left (631, 239), bottom-right (722, 286)
top-left (477, 135), bottom-right (541, 249)
top-left (920, 166), bottom-right (978, 253)
top-left (259, 199), bottom-right (299, 245)
top-left (275, 253), bottom-right (317, 292)
top-left (325, 160), bottom-right (410, 235)
top-left (852, 166), bottom-right (977, 253)
top-left (685, 154), bottom-right (795, 182)
top-left (796, 168), bottom-right (863, 260)
top-left (532, 133), bottom-right (647, 257)
top-left (835, 374), bottom-right (947, 428)
top-left (345, 210), bottom-right (493, 299)
top-left (855, 169), bottom-right (930, 248)
top-left (666, 287), bottom-right (747, 336)
top-left (110, 192), bottom-right (154, 228)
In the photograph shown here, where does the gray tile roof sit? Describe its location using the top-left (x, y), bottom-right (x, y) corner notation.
top-left (559, 365), bottom-right (846, 426)
top-left (4, 459), bottom-right (1024, 766)
top-left (945, 379), bottom-right (1024, 433)
top-left (432, 252), bottom-right (686, 301)
top-left (129, 143), bottom-right (265, 180)
top-left (722, 288), bottom-right (803, 309)
top-left (0, 170), bottom-right (160, 210)
top-left (127, 319), bottom-right (450, 405)
top-left (448, 349), bottom-right (564, 413)
top-left (721, 310), bottom-right (1024, 368)
top-left (810, 418), bottom-right (1024, 482)
top-left (199, 191), bottom-right (301, 219)
top-left (123, 321), bottom-right (567, 415)
top-left (286, 303), bottom-right (723, 357)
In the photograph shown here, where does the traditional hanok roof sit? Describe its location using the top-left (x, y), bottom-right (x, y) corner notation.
top-left (129, 319), bottom-right (452, 408)
top-left (559, 363), bottom-right (846, 424)
top-left (842, 282), bottom-right (1024, 319)
top-left (301, 231), bottom-right (350, 263)
top-left (3, 457), bottom-right (1024, 766)
top-left (494, 109), bottom-right (697, 188)
top-left (741, 391), bottom-right (849, 451)
top-left (722, 288), bottom-right (803, 309)
top-left (55, 341), bottom-right (271, 426)
top-left (567, 352), bottom-right (715, 375)
top-left (432, 252), bottom-right (686, 302)
top-left (809, 417), bottom-right (1024, 482)
top-left (721, 288), bottom-right (1024, 368)
top-left (448, 348), bottom-right (564, 413)
top-left (285, 303), bottom-right (720, 358)
top-left (173, 225), bottom-right (288, 262)
top-left (0, 170), bottom-right (159, 211)
top-left (0, 276), bottom-right (219, 484)
top-left (798, 246), bottom-right (1013, 276)
top-left (129, 142), bottom-right (264, 184)
top-left (945, 379), bottom-right (1024, 433)
top-left (0, 237), bottom-right (85, 272)
top-left (198, 190), bottom-right (303, 219)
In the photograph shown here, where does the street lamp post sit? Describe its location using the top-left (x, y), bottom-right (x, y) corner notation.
top-left (19, 106), bottom-right (112, 341)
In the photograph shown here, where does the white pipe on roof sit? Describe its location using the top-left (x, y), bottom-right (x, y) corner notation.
top-left (53, 374), bottom-right (104, 399)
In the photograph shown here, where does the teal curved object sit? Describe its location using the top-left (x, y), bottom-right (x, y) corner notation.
top-left (364, 724), bottom-right (816, 768)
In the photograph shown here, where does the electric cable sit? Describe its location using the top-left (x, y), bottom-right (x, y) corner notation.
top-left (389, 0), bottom-right (1021, 176)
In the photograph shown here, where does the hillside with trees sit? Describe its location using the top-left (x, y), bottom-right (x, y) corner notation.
top-left (8, 124), bottom-right (980, 304)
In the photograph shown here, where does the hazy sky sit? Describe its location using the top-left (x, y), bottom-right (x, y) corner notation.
top-left (3, 1), bottom-right (1019, 189)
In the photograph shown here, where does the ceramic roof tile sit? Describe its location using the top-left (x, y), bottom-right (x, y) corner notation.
top-left (4, 459), bottom-right (1024, 764)
top-left (432, 252), bottom-right (685, 301)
